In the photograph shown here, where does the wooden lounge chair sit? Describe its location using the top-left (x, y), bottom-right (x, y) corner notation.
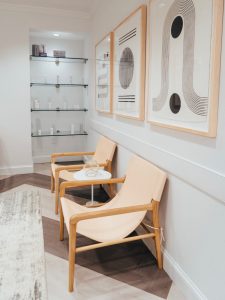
top-left (59, 155), bottom-right (167, 292)
top-left (51, 136), bottom-right (116, 214)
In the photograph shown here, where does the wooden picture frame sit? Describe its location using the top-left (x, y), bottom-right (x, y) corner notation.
top-left (147, 0), bottom-right (224, 137)
top-left (95, 32), bottom-right (114, 114)
top-left (113, 5), bottom-right (147, 120)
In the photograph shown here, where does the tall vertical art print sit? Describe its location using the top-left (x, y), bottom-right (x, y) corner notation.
top-left (95, 32), bottom-right (114, 113)
top-left (114, 6), bottom-right (147, 120)
top-left (147, 0), bottom-right (223, 136)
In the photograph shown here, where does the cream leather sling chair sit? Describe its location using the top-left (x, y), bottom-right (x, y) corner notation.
top-left (51, 136), bottom-right (116, 214)
top-left (59, 154), bottom-right (167, 292)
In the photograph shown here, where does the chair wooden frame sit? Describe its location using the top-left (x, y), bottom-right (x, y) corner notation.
top-left (51, 151), bottom-right (113, 214)
top-left (59, 178), bottom-right (163, 292)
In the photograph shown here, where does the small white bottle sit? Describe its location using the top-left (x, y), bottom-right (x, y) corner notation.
top-left (34, 99), bottom-right (39, 109)
top-left (71, 124), bottom-right (75, 134)
top-left (38, 129), bottom-right (42, 136)
top-left (50, 127), bottom-right (54, 135)
top-left (80, 124), bottom-right (84, 133)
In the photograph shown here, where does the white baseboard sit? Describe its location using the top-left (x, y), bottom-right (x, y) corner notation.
top-left (0, 165), bottom-right (33, 175)
top-left (136, 226), bottom-right (206, 300)
top-left (163, 250), bottom-right (207, 300)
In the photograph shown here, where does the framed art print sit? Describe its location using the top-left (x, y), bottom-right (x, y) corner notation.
top-left (114, 5), bottom-right (147, 120)
top-left (95, 32), bottom-right (114, 113)
top-left (147, 0), bottom-right (223, 136)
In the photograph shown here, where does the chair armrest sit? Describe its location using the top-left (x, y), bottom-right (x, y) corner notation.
top-left (60, 177), bottom-right (126, 197)
top-left (55, 164), bottom-right (85, 173)
top-left (55, 162), bottom-right (108, 173)
top-left (70, 203), bottom-right (152, 225)
top-left (51, 151), bottom-right (95, 163)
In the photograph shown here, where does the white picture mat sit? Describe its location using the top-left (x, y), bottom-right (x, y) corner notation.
top-left (114, 8), bottom-right (144, 119)
top-left (147, 0), bottom-right (214, 133)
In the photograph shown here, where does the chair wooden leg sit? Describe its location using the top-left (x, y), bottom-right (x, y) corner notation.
top-left (55, 172), bottom-right (59, 215)
top-left (60, 202), bottom-right (64, 241)
top-left (51, 173), bottom-right (55, 193)
top-left (108, 183), bottom-right (114, 198)
top-left (154, 227), bottom-right (163, 269)
top-left (69, 224), bottom-right (77, 292)
top-left (106, 161), bottom-right (114, 198)
top-left (152, 201), bottom-right (163, 269)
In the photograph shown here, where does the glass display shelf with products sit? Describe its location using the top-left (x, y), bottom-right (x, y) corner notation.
top-left (31, 130), bottom-right (88, 137)
top-left (30, 83), bottom-right (88, 88)
top-left (31, 108), bottom-right (88, 112)
top-left (30, 55), bottom-right (88, 64)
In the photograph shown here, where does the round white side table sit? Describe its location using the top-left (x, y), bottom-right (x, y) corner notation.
top-left (73, 169), bottom-right (111, 207)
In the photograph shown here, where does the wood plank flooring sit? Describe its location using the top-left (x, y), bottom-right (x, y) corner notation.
top-left (0, 171), bottom-right (172, 299)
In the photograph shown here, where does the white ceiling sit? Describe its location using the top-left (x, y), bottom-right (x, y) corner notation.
top-left (0, 0), bottom-right (100, 14)
top-left (30, 30), bottom-right (89, 41)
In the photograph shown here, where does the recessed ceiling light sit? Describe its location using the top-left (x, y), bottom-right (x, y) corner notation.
top-left (53, 33), bottom-right (60, 37)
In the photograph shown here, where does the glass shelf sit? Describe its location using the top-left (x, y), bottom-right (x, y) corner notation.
top-left (31, 108), bottom-right (88, 112)
top-left (30, 55), bottom-right (88, 64)
top-left (31, 131), bottom-right (88, 137)
top-left (30, 83), bottom-right (88, 88)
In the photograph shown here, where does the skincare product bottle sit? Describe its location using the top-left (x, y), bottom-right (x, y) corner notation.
top-left (71, 124), bottom-right (75, 134)
top-left (50, 127), bottom-right (54, 135)
top-left (38, 129), bottom-right (42, 136)
top-left (34, 99), bottom-right (39, 109)
top-left (80, 124), bottom-right (84, 133)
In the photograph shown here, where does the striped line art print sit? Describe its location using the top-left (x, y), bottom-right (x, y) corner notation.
top-left (117, 30), bottom-right (137, 112)
top-left (153, 0), bottom-right (208, 117)
top-left (119, 28), bottom-right (137, 45)
top-left (118, 95), bottom-right (136, 103)
top-left (114, 6), bottom-right (146, 119)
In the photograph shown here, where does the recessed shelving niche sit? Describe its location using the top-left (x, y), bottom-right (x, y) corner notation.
top-left (30, 32), bottom-right (89, 163)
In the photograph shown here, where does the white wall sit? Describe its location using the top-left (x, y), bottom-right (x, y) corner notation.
top-left (0, 5), bottom-right (90, 174)
top-left (87, 1), bottom-right (225, 299)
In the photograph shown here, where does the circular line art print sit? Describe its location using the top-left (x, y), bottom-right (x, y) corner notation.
top-left (119, 47), bottom-right (134, 89)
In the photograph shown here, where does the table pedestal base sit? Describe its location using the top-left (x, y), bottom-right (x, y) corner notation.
top-left (85, 201), bottom-right (101, 208)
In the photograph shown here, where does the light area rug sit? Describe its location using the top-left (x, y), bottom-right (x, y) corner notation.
top-left (0, 191), bottom-right (47, 300)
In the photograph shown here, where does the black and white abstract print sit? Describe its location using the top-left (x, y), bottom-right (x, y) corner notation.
top-left (118, 30), bottom-right (137, 107)
top-left (153, 0), bottom-right (208, 117)
top-left (96, 34), bottom-right (112, 113)
top-left (114, 6), bottom-right (146, 118)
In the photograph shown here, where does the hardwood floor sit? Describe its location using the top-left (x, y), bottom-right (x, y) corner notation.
top-left (0, 170), bottom-right (172, 299)
top-left (43, 216), bottom-right (172, 298)
top-left (0, 173), bottom-right (109, 203)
